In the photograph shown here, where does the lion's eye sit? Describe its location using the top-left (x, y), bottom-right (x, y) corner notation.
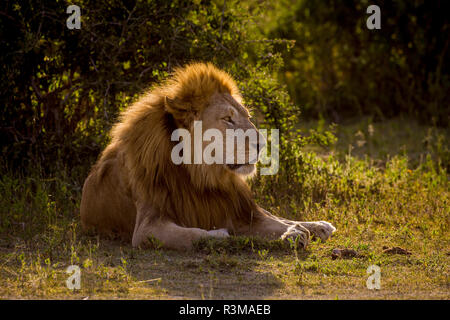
top-left (223, 116), bottom-right (234, 124)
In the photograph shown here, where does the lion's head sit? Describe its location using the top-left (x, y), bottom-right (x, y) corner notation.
top-left (163, 63), bottom-right (265, 180)
top-left (108, 62), bottom-right (260, 230)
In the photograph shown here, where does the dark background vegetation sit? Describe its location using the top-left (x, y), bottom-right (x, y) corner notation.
top-left (268, 0), bottom-right (450, 123)
top-left (1, 0), bottom-right (448, 174)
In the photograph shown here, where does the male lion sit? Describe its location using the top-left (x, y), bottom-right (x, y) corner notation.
top-left (80, 62), bottom-right (336, 250)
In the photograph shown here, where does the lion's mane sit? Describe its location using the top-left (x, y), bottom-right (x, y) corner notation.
top-left (92, 63), bottom-right (256, 234)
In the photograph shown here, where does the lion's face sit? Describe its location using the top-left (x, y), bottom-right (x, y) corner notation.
top-left (198, 92), bottom-right (266, 177)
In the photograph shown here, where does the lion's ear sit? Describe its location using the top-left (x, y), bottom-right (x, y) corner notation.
top-left (164, 96), bottom-right (194, 127)
top-left (164, 96), bottom-right (179, 114)
top-left (164, 96), bottom-right (190, 116)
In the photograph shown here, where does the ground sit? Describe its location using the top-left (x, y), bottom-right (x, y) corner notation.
top-left (0, 117), bottom-right (448, 299)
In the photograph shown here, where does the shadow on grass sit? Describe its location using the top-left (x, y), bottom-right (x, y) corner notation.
top-left (106, 235), bottom-right (311, 299)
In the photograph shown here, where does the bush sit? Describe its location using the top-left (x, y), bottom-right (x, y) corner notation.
top-left (0, 0), bottom-right (308, 175)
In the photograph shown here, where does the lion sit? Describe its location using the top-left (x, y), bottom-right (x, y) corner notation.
top-left (80, 62), bottom-right (336, 250)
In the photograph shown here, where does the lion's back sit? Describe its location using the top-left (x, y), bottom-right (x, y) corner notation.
top-left (80, 146), bottom-right (136, 240)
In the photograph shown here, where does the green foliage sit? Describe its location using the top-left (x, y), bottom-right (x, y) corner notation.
top-left (0, 0), bottom-right (301, 175)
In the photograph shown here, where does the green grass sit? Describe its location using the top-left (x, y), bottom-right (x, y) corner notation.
top-left (0, 117), bottom-right (448, 299)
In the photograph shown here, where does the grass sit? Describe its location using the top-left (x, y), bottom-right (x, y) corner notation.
top-left (0, 117), bottom-right (448, 299)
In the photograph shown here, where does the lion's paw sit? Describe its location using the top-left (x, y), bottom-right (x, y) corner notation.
top-left (281, 224), bottom-right (310, 249)
top-left (300, 221), bottom-right (336, 242)
top-left (207, 228), bottom-right (230, 238)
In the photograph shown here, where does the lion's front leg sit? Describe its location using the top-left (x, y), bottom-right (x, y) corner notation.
top-left (132, 204), bottom-right (229, 250)
top-left (253, 209), bottom-right (336, 243)
top-left (236, 209), bottom-right (311, 248)
top-left (297, 221), bottom-right (336, 242)
top-left (267, 213), bottom-right (336, 242)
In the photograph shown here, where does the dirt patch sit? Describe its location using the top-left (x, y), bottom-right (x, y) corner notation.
top-left (382, 246), bottom-right (412, 255)
top-left (331, 248), bottom-right (361, 260)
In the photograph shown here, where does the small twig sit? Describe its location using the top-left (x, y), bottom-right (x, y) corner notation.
top-left (89, 56), bottom-right (99, 73)
top-left (31, 77), bottom-right (43, 100)
top-left (137, 278), bottom-right (162, 283)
